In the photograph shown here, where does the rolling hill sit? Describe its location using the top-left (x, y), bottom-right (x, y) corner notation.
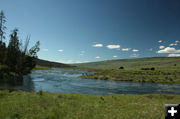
top-left (36, 59), bottom-right (75, 68)
top-left (75, 57), bottom-right (180, 70)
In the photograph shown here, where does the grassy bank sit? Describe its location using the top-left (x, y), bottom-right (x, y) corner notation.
top-left (0, 90), bottom-right (179, 119)
top-left (31, 65), bottom-right (52, 72)
top-left (73, 57), bottom-right (180, 84)
top-left (78, 68), bottom-right (180, 84)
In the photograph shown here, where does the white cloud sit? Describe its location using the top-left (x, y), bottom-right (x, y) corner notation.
top-left (113, 55), bottom-right (118, 58)
top-left (168, 54), bottom-right (180, 57)
top-left (149, 48), bottom-right (153, 51)
top-left (175, 40), bottom-right (179, 43)
top-left (169, 43), bottom-right (177, 46)
top-left (159, 46), bottom-right (165, 49)
top-left (80, 54), bottom-right (84, 56)
top-left (95, 56), bottom-right (100, 59)
top-left (157, 47), bottom-right (180, 53)
top-left (42, 49), bottom-right (48, 51)
top-left (132, 49), bottom-right (139, 52)
top-left (92, 44), bottom-right (103, 47)
top-left (122, 48), bottom-right (131, 51)
top-left (130, 54), bottom-right (139, 57)
top-left (106, 45), bottom-right (120, 49)
top-left (158, 40), bottom-right (162, 43)
top-left (58, 49), bottom-right (63, 52)
top-left (169, 40), bottom-right (179, 46)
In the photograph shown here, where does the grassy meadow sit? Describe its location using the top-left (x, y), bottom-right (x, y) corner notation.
top-left (0, 90), bottom-right (180, 119)
top-left (75, 57), bottom-right (180, 70)
top-left (1, 57), bottom-right (180, 119)
top-left (74, 57), bottom-right (180, 84)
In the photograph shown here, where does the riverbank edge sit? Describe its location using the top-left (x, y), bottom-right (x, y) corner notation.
top-left (62, 67), bottom-right (180, 84)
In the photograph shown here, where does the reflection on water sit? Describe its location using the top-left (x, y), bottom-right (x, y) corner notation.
top-left (1, 68), bottom-right (180, 94)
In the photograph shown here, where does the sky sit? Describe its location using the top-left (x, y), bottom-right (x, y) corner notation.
top-left (1, 0), bottom-right (180, 64)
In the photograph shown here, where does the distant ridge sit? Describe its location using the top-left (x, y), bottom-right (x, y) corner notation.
top-left (75, 57), bottom-right (180, 70)
top-left (36, 59), bottom-right (75, 67)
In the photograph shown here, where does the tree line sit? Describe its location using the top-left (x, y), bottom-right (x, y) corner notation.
top-left (0, 10), bottom-right (40, 84)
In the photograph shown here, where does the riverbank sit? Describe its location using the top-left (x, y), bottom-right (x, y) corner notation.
top-left (31, 65), bottom-right (52, 72)
top-left (77, 68), bottom-right (180, 84)
top-left (0, 90), bottom-right (179, 119)
top-left (71, 57), bottom-right (180, 84)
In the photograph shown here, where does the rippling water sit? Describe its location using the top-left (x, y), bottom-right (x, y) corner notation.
top-left (1, 68), bottom-right (180, 94)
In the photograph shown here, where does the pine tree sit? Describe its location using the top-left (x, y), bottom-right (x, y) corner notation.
top-left (0, 10), bottom-right (6, 42)
top-left (0, 10), bottom-right (6, 64)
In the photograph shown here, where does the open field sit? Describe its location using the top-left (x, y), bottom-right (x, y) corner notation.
top-left (0, 90), bottom-right (180, 119)
top-left (74, 57), bottom-right (180, 84)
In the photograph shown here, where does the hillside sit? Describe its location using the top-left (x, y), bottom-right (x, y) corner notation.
top-left (36, 59), bottom-right (74, 68)
top-left (75, 57), bottom-right (180, 70)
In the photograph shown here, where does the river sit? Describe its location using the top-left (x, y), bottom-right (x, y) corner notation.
top-left (1, 68), bottom-right (180, 94)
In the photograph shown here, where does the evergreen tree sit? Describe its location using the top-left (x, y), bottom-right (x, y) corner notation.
top-left (0, 10), bottom-right (6, 64)
top-left (7, 29), bottom-right (21, 73)
top-left (0, 10), bottom-right (40, 83)
top-left (0, 10), bottom-right (6, 42)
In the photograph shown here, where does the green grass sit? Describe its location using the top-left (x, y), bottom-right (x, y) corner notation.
top-left (73, 57), bottom-right (180, 84)
top-left (0, 90), bottom-right (180, 119)
top-left (75, 57), bottom-right (180, 70)
top-left (78, 69), bottom-right (180, 84)
top-left (31, 65), bottom-right (52, 72)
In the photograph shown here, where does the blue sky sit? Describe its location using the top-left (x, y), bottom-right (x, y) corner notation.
top-left (1, 0), bottom-right (180, 64)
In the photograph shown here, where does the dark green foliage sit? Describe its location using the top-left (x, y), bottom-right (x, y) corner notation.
top-left (0, 11), bottom-right (40, 83)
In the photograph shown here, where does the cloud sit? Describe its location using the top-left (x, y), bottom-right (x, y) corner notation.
top-left (175, 40), bottom-right (179, 43)
top-left (113, 55), bottom-right (118, 58)
top-left (122, 48), bottom-right (131, 51)
top-left (92, 44), bottom-right (103, 47)
top-left (95, 56), bottom-right (100, 59)
top-left (159, 46), bottom-right (165, 49)
top-left (58, 49), bottom-right (63, 52)
top-left (106, 45), bottom-right (120, 49)
top-left (79, 54), bottom-right (84, 56)
top-left (42, 49), bottom-right (48, 51)
top-left (158, 40), bottom-right (162, 43)
top-left (149, 48), bottom-right (153, 51)
top-left (169, 43), bottom-right (177, 46)
top-left (132, 49), bottom-right (139, 52)
top-left (169, 40), bottom-right (179, 46)
top-left (157, 47), bottom-right (180, 53)
top-left (130, 54), bottom-right (139, 57)
top-left (168, 54), bottom-right (180, 57)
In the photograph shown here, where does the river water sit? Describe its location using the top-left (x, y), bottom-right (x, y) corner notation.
top-left (1, 68), bottom-right (180, 94)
